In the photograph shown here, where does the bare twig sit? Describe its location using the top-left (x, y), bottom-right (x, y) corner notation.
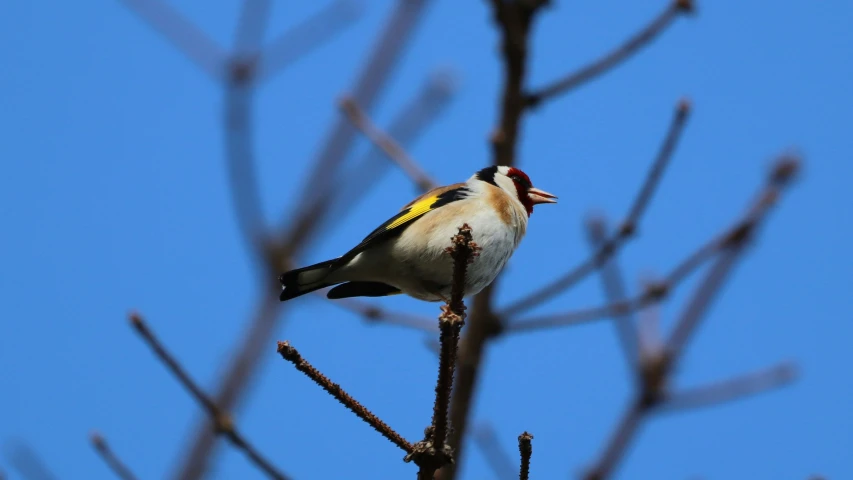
top-left (119, 0), bottom-right (227, 79)
top-left (257, 0), bottom-right (365, 81)
top-left (525, 0), bottom-right (694, 108)
top-left (585, 216), bottom-right (639, 373)
top-left (290, 0), bottom-right (435, 235)
top-left (510, 155), bottom-right (800, 333)
top-left (177, 2), bottom-right (433, 473)
top-left (501, 99), bottom-right (691, 317)
top-left (660, 362), bottom-right (797, 412)
top-left (665, 156), bottom-right (800, 358)
top-left (472, 424), bottom-right (515, 480)
top-left (325, 296), bottom-right (438, 332)
top-left (412, 225), bottom-right (480, 479)
top-left (4, 441), bottom-right (58, 480)
top-left (233, 0), bottom-right (271, 56)
top-left (583, 156), bottom-right (801, 479)
top-left (583, 401), bottom-right (645, 480)
top-left (518, 432), bottom-right (533, 480)
top-left (276, 341), bottom-right (414, 454)
top-left (314, 71), bottom-right (458, 237)
top-left (340, 96), bottom-right (438, 192)
top-left (129, 312), bottom-right (291, 480)
top-left (442, 3), bottom-right (548, 475)
top-left (90, 431), bottom-right (139, 480)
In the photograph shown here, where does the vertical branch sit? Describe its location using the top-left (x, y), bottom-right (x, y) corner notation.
top-left (412, 225), bottom-right (480, 479)
top-left (518, 432), bottom-right (533, 480)
top-left (443, 3), bottom-right (547, 476)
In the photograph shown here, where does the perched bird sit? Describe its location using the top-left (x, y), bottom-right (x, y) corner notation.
top-left (279, 165), bottom-right (557, 302)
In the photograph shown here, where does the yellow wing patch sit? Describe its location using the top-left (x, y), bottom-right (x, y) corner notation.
top-left (341, 184), bottom-right (469, 260)
top-left (384, 194), bottom-right (438, 231)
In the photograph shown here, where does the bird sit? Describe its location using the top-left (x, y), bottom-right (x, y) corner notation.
top-left (278, 165), bottom-right (557, 303)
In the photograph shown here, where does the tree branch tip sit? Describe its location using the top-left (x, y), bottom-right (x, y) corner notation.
top-left (675, 0), bottom-right (696, 14)
top-left (770, 155), bottom-right (802, 186)
top-left (89, 430), bottom-right (106, 449)
top-left (677, 97), bottom-right (692, 115)
top-left (276, 340), bottom-right (300, 362)
top-left (127, 311), bottom-right (144, 330)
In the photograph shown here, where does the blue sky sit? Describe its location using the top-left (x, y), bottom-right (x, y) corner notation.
top-left (1, 1), bottom-right (851, 479)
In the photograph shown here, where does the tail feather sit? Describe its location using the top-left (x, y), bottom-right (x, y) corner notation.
top-left (327, 281), bottom-right (401, 299)
top-left (279, 258), bottom-right (341, 301)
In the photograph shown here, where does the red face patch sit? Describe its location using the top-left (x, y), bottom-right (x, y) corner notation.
top-left (506, 167), bottom-right (534, 216)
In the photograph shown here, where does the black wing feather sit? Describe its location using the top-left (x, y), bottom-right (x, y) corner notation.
top-left (341, 186), bottom-right (469, 260)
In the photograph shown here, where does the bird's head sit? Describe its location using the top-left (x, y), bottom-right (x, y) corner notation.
top-left (475, 166), bottom-right (557, 216)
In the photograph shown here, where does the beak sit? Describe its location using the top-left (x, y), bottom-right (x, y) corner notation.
top-left (528, 187), bottom-right (558, 205)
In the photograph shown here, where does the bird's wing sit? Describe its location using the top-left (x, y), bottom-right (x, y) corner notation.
top-left (342, 182), bottom-right (469, 259)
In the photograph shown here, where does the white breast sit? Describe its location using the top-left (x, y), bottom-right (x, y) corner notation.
top-left (362, 189), bottom-right (528, 301)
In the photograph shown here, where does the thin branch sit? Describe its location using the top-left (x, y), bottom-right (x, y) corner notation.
top-left (175, 293), bottom-right (283, 480)
top-left (276, 341), bottom-right (414, 454)
top-left (472, 424), bottom-right (516, 480)
top-left (176, 2), bottom-right (433, 471)
top-left (660, 362), bottom-right (797, 412)
top-left (585, 216), bottom-right (639, 373)
top-left (90, 431), bottom-right (139, 480)
top-left (500, 99), bottom-right (691, 317)
top-left (665, 155), bottom-right (801, 358)
top-left (582, 156), bottom-right (802, 479)
top-left (289, 0), bottom-right (435, 239)
top-left (4, 441), bottom-right (58, 480)
top-left (129, 312), bottom-right (291, 480)
top-left (340, 97), bottom-right (438, 192)
top-left (257, 0), bottom-right (365, 81)
top-left (411, 225), bottom-right (480, 479)
top-left (313, 71), bottom-right (458, 236)
top-left (524, 0), bottom-right (694, 108)
top-left (507, 228), bottom-right (716, 333)
top-left (583, 401), bottom-right (645, 480)
top-left (510, 155), bottom-right (800, 334)
top-left (518, 432), bottom-right (533, 480)
top-left (324, 295), bottom-right (438, 332)
top-left (442, 3), bottom-right (548, 476)
top-left (119, 0), bottom-right (227, 79)
top-left (220, 0), bottom-right (273, 250)
top-left (233, 0), bottom-right (271, 56)
top-left (224, 72), bottom-right (265, 249)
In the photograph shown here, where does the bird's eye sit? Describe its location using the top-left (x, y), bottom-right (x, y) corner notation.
top-left (509, 174), bottom-right (529, 187)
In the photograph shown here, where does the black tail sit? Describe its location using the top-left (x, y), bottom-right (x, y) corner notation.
top-left (327, 281), bottom-right (401, 299)
top-left (279, 259), bottom-right (341, 301)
